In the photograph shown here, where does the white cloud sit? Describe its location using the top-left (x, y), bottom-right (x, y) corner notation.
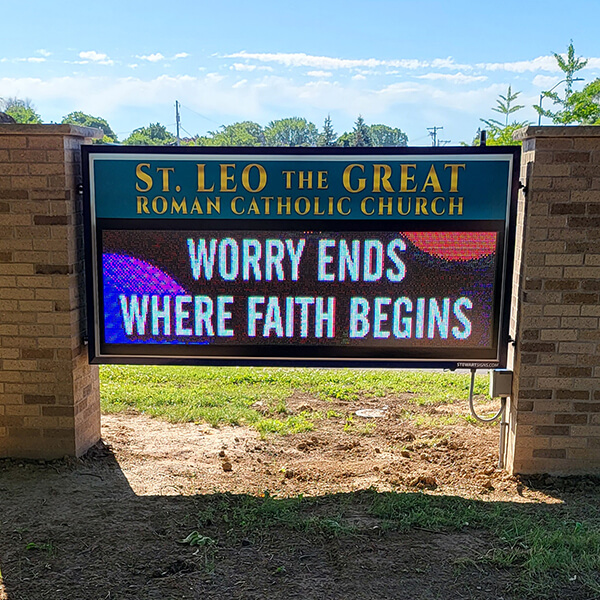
top-left (128, 64), bottom-right (139, 69)
top-left (174, 52), bottom-right (189, 59)
top-left (476, 56), bottom-right (558, 73)
top-left (230, 63), bottom-right (273, 72)
top-left (80, 50), bottom-right (108, 62)
top-left (417, 72), bottom-right (487, 84)
top-left (137, 53), bottom-right (165, 62)
top-left (36, 49), bottom-right (51, 57)
top-left (352, 74), bottom-right (366, 81)
top-left (532, 75), bottom-right (561, 88)
top-left (78, 50), bottom-right (114, 65)
top-left (226, 51), bottom-right (428, 71)
top-left (307, 70), bottom-right (332, 78)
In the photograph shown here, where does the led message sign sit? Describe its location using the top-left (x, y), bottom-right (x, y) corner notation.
top-left (83, 146), bottom-right (519, 368)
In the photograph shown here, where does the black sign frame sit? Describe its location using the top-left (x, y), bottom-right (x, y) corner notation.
top-left (82, 145), bottom-right (520, 370)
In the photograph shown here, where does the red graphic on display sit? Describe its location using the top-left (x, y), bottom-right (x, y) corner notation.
top-left (403, 232), bottom-right (496, 262)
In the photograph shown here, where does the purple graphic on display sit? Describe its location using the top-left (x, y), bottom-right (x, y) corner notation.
top-left (103, 253), bottom-right (188, 344)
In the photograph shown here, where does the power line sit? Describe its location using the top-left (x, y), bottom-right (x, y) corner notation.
top-left (427, 126), bottom-right (444, 147)
top-left (178, 103), bottom-right (221, 126)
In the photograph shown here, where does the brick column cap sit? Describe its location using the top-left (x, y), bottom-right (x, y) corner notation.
top-left (514, 125), bottom-right (600, 140)
top-left (0, 123), bottom-right (102, 138)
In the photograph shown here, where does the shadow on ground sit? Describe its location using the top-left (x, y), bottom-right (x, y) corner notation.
top-left (1, 443), bottom-right (599, 600)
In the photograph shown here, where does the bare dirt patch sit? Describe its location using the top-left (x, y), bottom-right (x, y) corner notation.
top-left (1, 393), bottom-right (596, 599)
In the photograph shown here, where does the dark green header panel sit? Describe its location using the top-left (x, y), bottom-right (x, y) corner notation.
top-left (90, 149), bottom-right (513, 221)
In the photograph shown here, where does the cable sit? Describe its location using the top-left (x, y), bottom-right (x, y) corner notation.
top-left (178, 103), bottom-right (221, 126)
top-left (467, 368), bottom-right (509, 469)
top-left (468, 369), bottom-right (505, 423)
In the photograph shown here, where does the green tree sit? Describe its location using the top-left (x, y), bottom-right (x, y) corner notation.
top-left (369, 124), bottom-right (408, 147)
top-left (483, 86), bottom-right (524, 128)
top-left (318, 115), bottom-right (337, 146)
top-left (559, 79), bottom-right (600, 124)
top-left (534, 41), bottom-right (588, 124)
top-left (0, 97), bottom-right (42, 124)
top-left (61, 111), bottom-right (117, 143)
top-left (197, 121), bottom-right (265, 146)
top-left (123, 123), bottom-right (176, 146)
top-left (475, 86), bottom-right (528, 146)
top-left (353, 115), bottom-right (372, 147)
top-left (264, 117), bottom-right (318, 146)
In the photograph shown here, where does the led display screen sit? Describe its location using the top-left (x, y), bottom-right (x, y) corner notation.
top-left (83, 147), bottom-right (519, 368)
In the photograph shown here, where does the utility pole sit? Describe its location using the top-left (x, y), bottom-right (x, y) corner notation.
top-left (427, 126), bottom-right (450, 147)
top-left (175, 100), bottom-right (181, 146)
top-left (427, 126), bottom-right (443, 147)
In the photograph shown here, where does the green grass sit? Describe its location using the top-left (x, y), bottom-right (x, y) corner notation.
top-left (187, 489), bottom-right (600, 597)
top-left (100, 365), bottom-right (488, 433)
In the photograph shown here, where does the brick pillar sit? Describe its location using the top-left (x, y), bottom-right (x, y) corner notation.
top-left (0, 124), bottom-right (102, 459)
top-left (507, 126), bottom-right (600, 474)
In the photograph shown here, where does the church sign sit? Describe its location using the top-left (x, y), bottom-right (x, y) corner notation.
top-left (82, 145), bottom-right (519, 369)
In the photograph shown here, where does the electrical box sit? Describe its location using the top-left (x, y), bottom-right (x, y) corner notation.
top-left (489, 369), bottom-right (513, 397)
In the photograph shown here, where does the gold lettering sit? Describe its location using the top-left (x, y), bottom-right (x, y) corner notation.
top-left (248, 197), bottom-right (260, 215)
top-left (313, 197), bottom-right (325, 216)
top-left (277, 196), bottom-right (291, 215)
top-left (282, 171), bottom-right (295, 189)
top-left (444, 164), bottom-right (465, 192)
top-left (136, 196), bottom-right (149, 214)
top-left (152, 196), bottom-right (168, 215)
top-left (431, 197), bottom-right (445, 216)
top-left (190, 197), bottom-right (203, 214)
top-left (415, 197), bottom-right (428, 215)
top-left (196, 164), bottom-right (215, 192)
top-left (337, 197), bottom-right (351, 216)
top-left (231, 196), bottom-right (244, 215)
top-left (298, 171), bottom-right (313, 189)
top-left (317, 171), bottom-right (328, 189)
top-left (207, 196), bottom-right (220, 214)
top-left (373, 164), bottom-right (394, 193)
top-left (328, 196), bottom-right (335, 215)
top-left (242, 164), bottom-right (267, 193)
top-left (171, 197), bottom-right (187, 214)
top-left (135, 163), bottom-right (153, 192)
top-left (397, 197), bottom-right (411, 216)
top-left (361, 197), bottom-right (375, 216)
top-left (400, 164), bottom-right (417, 192)
top-left (421, 164), bottom-right (442, 193)
top-left (449, 197), bottom-right (464, 215)
top-left (295, 196), bottom-right (310, 215)
top-left (220, 164), bottom-right (237, 192)
top-left (261, 196), bottom-right (272, 215)
top-left (156, 167), bottom-right (174, 192)
top-left (378, 196), bottom-right (393, 216)
top-left (343, 164), bottom-right (366, 193)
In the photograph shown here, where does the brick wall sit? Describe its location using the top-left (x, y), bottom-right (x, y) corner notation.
top-left (507, 126), bottom-right (600, 474)
top-left (0, 124), bottom-right (102, 459)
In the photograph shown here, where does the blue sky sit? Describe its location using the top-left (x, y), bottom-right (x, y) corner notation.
top-left (2, 0), bottom-right (600, 144)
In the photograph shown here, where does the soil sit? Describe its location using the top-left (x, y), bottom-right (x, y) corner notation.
top-left (1, 392), bottom-right (597, 599)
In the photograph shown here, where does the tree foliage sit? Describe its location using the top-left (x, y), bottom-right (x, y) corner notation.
top-left (368, 124), bottom-right (408, 147)
top-left (483, 86), bottom-right (524, 128)
top-left (534, 41), bottom-right (588, 124)
top-left (264, 117), bottom-right (318, 147)
top-left (61, 111), bottom-right (117, 143)
top-left (559, 79), bottom-right (600, 124)
top-left (353, 115), bottom-right (372, 147)
top-left (0, 97), bottom-right (42, 124)
top-left (197, 121), bottom-right (265, 146)
top-left (123, 123), bottom-right (176, 146)
top-left (318, 115), bottom-right (337, 147)
top-left (475, 86), bottom-right (528, 146)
